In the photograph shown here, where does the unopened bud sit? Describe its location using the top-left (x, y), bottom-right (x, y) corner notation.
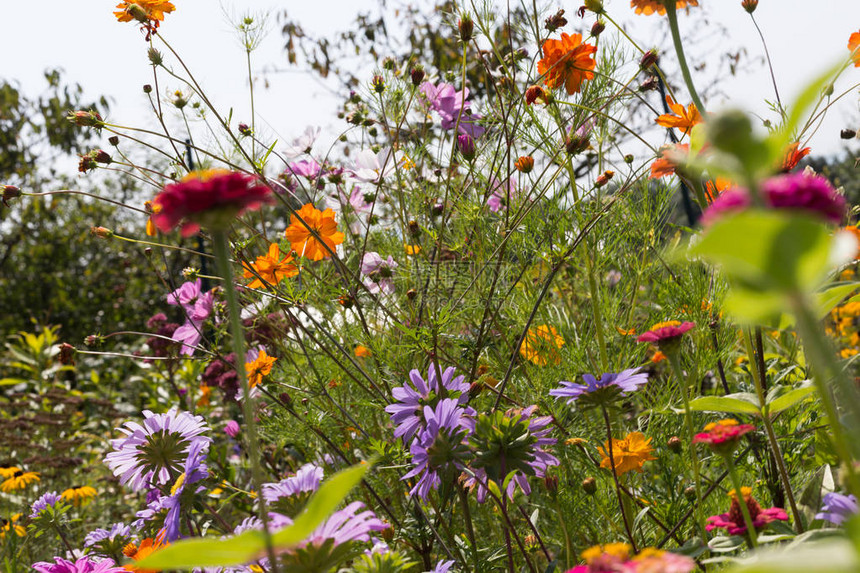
top-left (595, 170), bottom-right (614, 187)
top-left (545, 475), bottom-right (559, 494)
top-left (457, 134), bottom-right (476, 161)
top-left (584, 0), bottom-right (604, 13)
top-left (147, 47), bottom-right (163, 66)
top-left (381, 525), bottom-right (395, 542)
top-left (667, 436), bottom-right (682, 453)
top-left (638, 77), bottom-right (658, 92)
top-left (279, 392), bottom-right (292, 406)
top-left (624, 154), bottom-right (634, 164)
top-left (68, 110), bottom-right (104, 128)
top-left (127, 3), bottom-right (149, 23)
top-left (84, 334), bottom-right (103, 348)
top-left (408, 219), bottom-right (420, 236)
top-left (238, 123), bottom-right (252, 136)
top-left (90, 226), bottom-right (113, 238)
top-left (515, 155), bottom-right (534, 173)
top-left (468, 381), bottom-right (484, 398)
top-left (371, 75), bottom-right (385, 94)
top-left (840, 129), bottom-right (856, 140)
top-left (639, 49), bottom-right (659, 70)
top-left (591, 20), bottom-right (605, 36)
top-left (406, 288), bottom-right (417, 301)
top-left (741, 0), bottom-right (758, 13)
top-left (182, 267), bottom-right (200, 280)
top-left (431, 201), bottom-right (444, 217)
top-left (410, 66), bottom-right (425, 86)
top-left (108, 135), bottom-right (120, 146)
top-left (58, 343), bottom-right (76, 366)
top-left (544, 9), bottom-right (567, 32)
top-left (143, 84), bottom-right (153, 94)
top-left (565, 134), bottom-right (590, 155)
top-left (93, 150), bottom-right (112, 164)
top-left (458, 16), bottom-right (474, 43)
top-left (524, 85), bottom-right (548, 105)
top-left (684, 486), bottom-right (696, 501)
top-left (2, 185), bottom-right (21, 206)
top-left (582, 477), bottom-right (597, 495)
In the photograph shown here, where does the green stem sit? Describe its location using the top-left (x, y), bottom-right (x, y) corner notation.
top-left (601, 406), bottom-right (638, 552)
top-left (211, 230), bottom-right (279, 573)
top-left (723, 455), bottom-right (758, 548)
top-left (789, 292), bottom-right (860, 496)
top-left (667, 349), bottom-right (709, 543)
top-left (741, 328), bottom-right (805, 533)
top-left (458, 486), bottom-right (481, 573)
top-left (588, 255), bottom-right (610, 373)
top-left (664, 2), bottom-right (707, 115)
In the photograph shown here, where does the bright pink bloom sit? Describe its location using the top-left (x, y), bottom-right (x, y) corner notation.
top-left (152, 170), bottom-right (272, 236)
top-left (707, 488), bottom-right (789, 535)
top-left (636, 321), bottom-right (695, 343)
top-left (693, 419), bottom-right (755, 449)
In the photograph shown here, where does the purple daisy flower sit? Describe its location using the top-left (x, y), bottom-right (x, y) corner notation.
top-left (816, 492), bottom-right (859, 525)
top-left (302, 501), bottom-right (386, 547)
top-left (428, 560), bottom-right (456, 573)
top-left (104, 407), bottom-right (211, 492)
top-left (465, 405), bottom-right (558, 502)
top-left (385, 364), bottom-right (471, 442)
top-left (32, 557), bottom-right (126, 573)
top-left (30, 491), bottom-right (63, 518)
top-left (262, 463), bottom-right (325, 503)
top-left (403, 398), bottom-right (473, 499)
top-left (550, 368), bottom-right (649, 405)
top-left (84, 523), bottom-right (135, 548)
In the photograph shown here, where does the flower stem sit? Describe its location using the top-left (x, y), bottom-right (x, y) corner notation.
top-left (666, 350), bottom-right (709, 544)
top-left (741, 328), bottom-right (805, 532)
top-left (458, 486), bottom-right (481, 573)
top-left (722, 455), bottom-right (758, 548)
top-left (211, 230), bottom-right (279, 573)
top-left (601, 406), bottom-right (638, 552)
top-left (664, 3), bottom-right (707, 115)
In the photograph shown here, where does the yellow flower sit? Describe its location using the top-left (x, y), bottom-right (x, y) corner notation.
top-left (519, 325), bottom-right (564, 366)
top-left (0, 465), bottom-right (20, 480)
top-left (404, 244), bottom-right (421, 255)
top-left (599, 432), bottom-right (656, 476)
top-left (242, 243), bottom-right (298, 289)
top-left (246, 349), bottom-right (277, 388)
top-left (0, 470), bottom-right (40, 492)
top-left (284, 203), bottom-right (345, 261)
top-left (581, 542), bottom-right (632, 563)
top-left (0, 513), bottom-right (25, 540)
top-left (61, 485), bottom-right (97, 506)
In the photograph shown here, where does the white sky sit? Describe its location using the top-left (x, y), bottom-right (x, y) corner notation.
top-left (3, 0), bottom-right (860, 162)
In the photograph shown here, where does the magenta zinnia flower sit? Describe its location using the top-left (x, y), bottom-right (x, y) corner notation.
top-left (636, 321), bottom-right (695, 343)
top-left (706, 488), bottom-right (788, 535)
top-left (104, 407), bottom-right (211, 492)
top-left (701, 172), bottom-right (846, 226)
top-left (152, 170), bottom-right (272, 236)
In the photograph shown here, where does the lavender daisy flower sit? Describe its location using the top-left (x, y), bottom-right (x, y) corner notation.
top-left (360, 252), bottom-right (399, 295)
top-left (84, 523), bottom-right (135, 548)
top-left (427, 560), bottom-right (456, 573)
top-left (262, 463), bottom-right (325, 503)
top-left (385, 364), bottom-right (471, 442)
top-left (302, 501), bottom-right (386, 547)
top-left (104, 407), bottom-right (211, 492)
top-left (816, 492), bottom-right (859, 525)
top-left (30, 491), bottom-right (63, 518)
top-left (403, 398), bottom-right (473, 499)
top-left (32, 557), bottom-right (126, 573)
top-left (550, 368), bottom-right (649, 408)
top-left (466, 405), bottom-right (558, 502)
top-left (158, 440), bottom-right (209, 540)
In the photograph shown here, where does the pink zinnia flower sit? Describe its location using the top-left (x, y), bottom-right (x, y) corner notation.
top-left (152, 170), bottom-right (273, 236)
top-left (636, 321), bottom-right (695, 343)
top-left (693, 419), bottom-right (755, 454)
top-left (707, 487), bottom-right (788, 535)
top-left (701, 172), bottom-right (846, 226)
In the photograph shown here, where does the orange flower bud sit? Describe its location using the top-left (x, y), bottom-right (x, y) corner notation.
top-left (515, 155), bottom-right (534, 173)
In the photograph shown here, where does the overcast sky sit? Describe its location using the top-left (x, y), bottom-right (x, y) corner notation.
top-left (3, 0), bottom-right (859, 163)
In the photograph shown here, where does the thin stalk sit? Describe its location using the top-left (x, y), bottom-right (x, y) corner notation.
top-left (664, 3), bottom-right (707, 115)
top-left (587, 253), bottom-right (610, 372)
top-left (667, 349), bottom-right (709, 543)
top-left (741, 328), bottom-right (804, 532)
top-left (211, 230), bottom-right (278, 572)
top-left (749, 13), bottom-right (783, 116)
top-left (601, 406), bottom-right (638, 552)
top-left (723, 455), bottom-right (758, 548)
top-left (459, 486), bottom-right (481, 573)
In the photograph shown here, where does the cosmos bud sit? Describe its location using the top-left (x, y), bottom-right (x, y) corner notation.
top-left (410, 66), bottom-right (425, 86)
top-left (515, 155), bottom-right (534, 173)
top-left (582, 477), bottom-right (597, 495)
top-left (458, 16), bottom-right (474, 42)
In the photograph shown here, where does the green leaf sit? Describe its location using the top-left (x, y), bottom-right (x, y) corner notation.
top-left (813, 283), bottom-right (860, 319)
top-left (765, 382), bottom-right (815, 416)
top-left (0, 378), bottom-right (27, 386)
top-left (727, 539), bottom-right (859, 572)
top-left (689, 394), bottom-right (761, 415)
top-left (136, 462), bottom-right (370, 570)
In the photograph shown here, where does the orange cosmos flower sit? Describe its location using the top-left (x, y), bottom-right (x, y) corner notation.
top-left (520, 325), bottom-right (565, 366)
top-left (631, 0), bottom-right (699, 16)
top-left (844, 225), bottom-right (860, 259)
top-left (650, 143), bottom-right (689, 178)
top-left (537, 33), bottom-right (598, 95)
top-left (704, 177), bottom-right (734, 202)
top-left (284, 203), bottom-right (345, 261)
top-left (599, 432), bottom-right (656, 476)
top-left (242, 243), bottom-right (298, 289)
top-left (114, 0), bottom-right (175, 26)
top-left (849, 31), bottom-right (860, 67)
top-left (779, 142), bottom-right (811, 172)
top-left (655, 96), bottom-right (702, 135)
top-left (246, 349), bottom-right (277, 388)
top-left (124, 530), bottom-right (168, 573)
top-left (354, 345), bottom-right (372, 358)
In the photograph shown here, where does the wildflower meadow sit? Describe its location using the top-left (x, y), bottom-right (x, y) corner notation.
top-left (4, 1), bottom-right (860, 572)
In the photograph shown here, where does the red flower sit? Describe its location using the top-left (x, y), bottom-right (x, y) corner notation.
top-left (780, 142), bottom-right (811, 172)
top-left (636, 321), bottom-right (695, 343)
top-left (151, 170), bottom-right (273, 236)
top-left (693, 419), bottom-right (755, 454)
top-left (707, 487), bottom-right (788, 535)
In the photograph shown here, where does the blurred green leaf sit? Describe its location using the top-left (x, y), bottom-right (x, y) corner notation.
top-left (727, 539), bottom-right (858, 572)
top-left (689, 394), bottom-right (761, 415)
